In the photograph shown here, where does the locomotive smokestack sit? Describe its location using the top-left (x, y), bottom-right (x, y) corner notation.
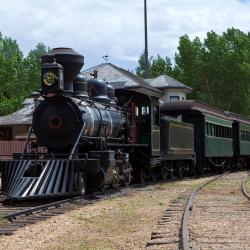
top-left (41, 48), bottom-right (84, 92)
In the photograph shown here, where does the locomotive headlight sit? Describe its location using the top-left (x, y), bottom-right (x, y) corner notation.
top-left (43, 72), bottom-right (56, 86)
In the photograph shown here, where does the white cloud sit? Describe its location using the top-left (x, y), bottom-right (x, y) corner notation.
top-left (0, 0), bottom-right (249, 70)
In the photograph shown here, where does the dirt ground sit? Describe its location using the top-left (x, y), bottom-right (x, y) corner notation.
top-left (0, 177), bottom-right (210, 250)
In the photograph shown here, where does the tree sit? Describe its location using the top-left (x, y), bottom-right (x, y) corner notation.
top-left (0, 34), bottom-right (28, 115)
top-left (151, 55), bottom-right (173, 78)
top-left (135, 51), bottom-right (153, 78)
top-left (173, 35), bottom-right (203, 100)
top-left (174, 28), bottom-right (250, 115)
top-left (0, 38), bottom-right (50, 116)
top-left (136, 52), bottom-right (173, 78)
top-left (24, 43), bottom-right (50, 93)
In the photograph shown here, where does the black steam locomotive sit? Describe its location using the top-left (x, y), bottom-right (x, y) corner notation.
top-left (1, 48), bottom-right (250, 200)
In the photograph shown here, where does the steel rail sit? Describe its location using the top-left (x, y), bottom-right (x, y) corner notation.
top-left (181, 172), bottom-right (228, 250)
top-left (241, 171), bottom-right (250, 200)
top-left (2, 186), bottom-right (129, 222)
top-left (3, 195), bottom-right (85, 221)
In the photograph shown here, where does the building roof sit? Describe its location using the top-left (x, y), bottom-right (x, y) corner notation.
top-left (82, 63), bottom-right (163, 98)
top-left (147, 75), bottom-right (192, 93)
top-left (0, 102), bottom-right (33, 126)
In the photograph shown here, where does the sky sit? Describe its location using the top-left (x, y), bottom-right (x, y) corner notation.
top-left (0, 0), bottom-right (250, 70)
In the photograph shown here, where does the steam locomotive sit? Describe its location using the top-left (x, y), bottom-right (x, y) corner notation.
top-left (1, 47), bottom-right (250, 200)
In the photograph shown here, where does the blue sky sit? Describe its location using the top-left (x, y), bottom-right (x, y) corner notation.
top-left (0, 0), bottom-right (250, 70)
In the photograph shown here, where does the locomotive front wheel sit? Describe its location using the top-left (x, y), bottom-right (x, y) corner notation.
top-left (78, 173), bottom-right (86, 195)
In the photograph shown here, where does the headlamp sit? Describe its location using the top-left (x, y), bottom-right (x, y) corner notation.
top-left (43, 72), bottom-right (56, 86)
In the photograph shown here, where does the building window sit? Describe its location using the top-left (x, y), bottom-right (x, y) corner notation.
top-left (170, 96), bottom-right (180, 101)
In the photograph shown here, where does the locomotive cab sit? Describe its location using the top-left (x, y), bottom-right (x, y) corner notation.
top-left (116, 90), bottom-right (161, 156)
top-left (134, 98), bottom-right (160, 156)
top-left (114, 86), bottom-right (162, 183)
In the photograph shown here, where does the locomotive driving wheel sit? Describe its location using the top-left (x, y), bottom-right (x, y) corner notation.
top-left (123, 164), bottom-right (132, 186)
top-left (161, 165), bottom-right (168, 180)
top-left (175, 161), bottom-right (183, 179)
top-left (168, 162), bottom-right (174, 179)
top-left (139, 167), bottom-right (146, 184)
top-left (150, 168), bottom-right (157, 182)
top-left (78, 172), bottom-right (86, 195)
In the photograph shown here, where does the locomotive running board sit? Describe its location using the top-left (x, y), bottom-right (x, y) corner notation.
top-left (0, 159), bottom-right (84, 200)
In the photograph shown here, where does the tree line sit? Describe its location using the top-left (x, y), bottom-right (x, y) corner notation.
top-left (1, 28), bottom-right (250, 117)
top-left (136, 28), bottom-right (250, 116)
top-left (0, 34), bottom-right (50, 116)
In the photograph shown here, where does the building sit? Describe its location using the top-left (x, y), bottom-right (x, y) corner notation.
top-left (82, 63), bottom-right (192, 101)
top-left (145, 74), bottom-right (192, 101)
top-left (0, 99), bottom-right (33, 159)
top-left (82, 63), bottom-right (162, 97)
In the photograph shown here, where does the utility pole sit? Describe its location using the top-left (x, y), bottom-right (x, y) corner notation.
top-left (144, 0), bottom-right (149, 78)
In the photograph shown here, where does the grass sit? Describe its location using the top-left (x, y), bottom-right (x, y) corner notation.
top-left (0, 215), bottom-right (7, 226)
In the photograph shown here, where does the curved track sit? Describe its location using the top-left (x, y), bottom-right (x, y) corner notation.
top-left (181, 173), bottom-right (227, 249)
top-left (146, 171), bottom-right (250, 249)
top-left (145, 175), bottom-right (223, 250)
top-left (182, 171), bottom-right (250, 250)
top-left (241, 171), bottom-right (250, 200)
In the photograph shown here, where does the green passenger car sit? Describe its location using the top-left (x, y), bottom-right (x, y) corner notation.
top-left (204, 114), bottom-right (233, 157)
top-left (239, 123), bottom-right (250, 156)
top-left (160, 100), bottom-right (235, 172)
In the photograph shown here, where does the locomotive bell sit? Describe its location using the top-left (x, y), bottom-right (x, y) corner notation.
top-left (41, 48), bottom-right (84, 92)
top-left (41, 57), bottom-right (64, 93)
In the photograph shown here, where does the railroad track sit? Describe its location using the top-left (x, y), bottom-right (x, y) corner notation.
top-left (146, 171), bottom-right (250, 250)
top-left (145, 174), bottom-right (224, 250)
top-left (0, 187), bottom-right (136, 236)
top-left (181, 172), bottom-right (227, 249)
top-left (0, 181), bottom-right (170, 236)
top-left (184, 171), bottom-right (250, 250)
top-left (241, 171), bottom-right (250, 200)
top-left (1, 172), bottom-right (250, 243)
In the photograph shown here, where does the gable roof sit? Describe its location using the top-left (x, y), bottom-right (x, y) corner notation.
top-left (147, 74), bottom-right (192, 93)
top-left (0, 103), bottom-right (33, 126)
top-left (82, 63), bottom-right (163, 98)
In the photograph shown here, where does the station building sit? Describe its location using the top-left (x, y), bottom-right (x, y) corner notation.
top-left (82, 63), bottom-right (192, 102)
